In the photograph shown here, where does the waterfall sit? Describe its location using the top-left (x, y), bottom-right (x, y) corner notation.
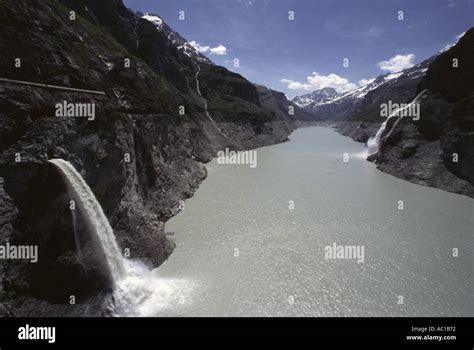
top-left (367, 90), bottom-right (427, 156)
top-left (195, 65), bottom-right (204, 99)
top-left (49, 159), bottom-right (127, 283)
top-left (195, 65), bottom-right (227, 138)
top-left (49, 159), bottom-right (193, 316)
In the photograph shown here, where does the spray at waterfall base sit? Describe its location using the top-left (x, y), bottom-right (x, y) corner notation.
top-left (48, 159), bottom-right (195, 316)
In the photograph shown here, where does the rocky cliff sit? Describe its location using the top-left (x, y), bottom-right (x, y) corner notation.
top-left (0, 0), bottom-right (302, 316)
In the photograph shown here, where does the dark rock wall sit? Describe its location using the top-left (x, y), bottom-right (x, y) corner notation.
top-left (0, 0), bottom-right (299, 315)
top-left (375, 29), bottom-right (474, 197)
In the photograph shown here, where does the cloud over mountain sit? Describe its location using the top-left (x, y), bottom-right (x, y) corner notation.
top-left (280, 72), bottom-right (357, 93)
top-left (190, 41), bottom-right (228, 55)
top-left (377, 54), bottom-right (415, 72)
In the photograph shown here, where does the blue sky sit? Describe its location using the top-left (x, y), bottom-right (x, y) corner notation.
top-left (124, 0), bottom-right (473, 98)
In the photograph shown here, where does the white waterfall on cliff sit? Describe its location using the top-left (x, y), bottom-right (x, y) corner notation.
top-left (49, 159), bottom-right (194, 316)
top-left (367, 90), bottom-right (428, 156)
top-left (49, 159), bottom-right (127, 282)
top-left (195, 65), bottom-right (227, 138)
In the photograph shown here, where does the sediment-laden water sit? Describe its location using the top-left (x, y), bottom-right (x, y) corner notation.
top-left (153, 127), bottom-right (473, 317)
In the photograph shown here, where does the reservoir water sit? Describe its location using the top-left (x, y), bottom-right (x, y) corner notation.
top-left (152, 127), bottom-right (473, 317)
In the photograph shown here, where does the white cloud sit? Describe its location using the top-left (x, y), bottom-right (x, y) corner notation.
top-left (190, 41), bottom-right (227, 55)
top-left (189, 41), bottom-right (210, 53)
top-left (377, 54), bottom-right (415, 72)
top-left (280, 72), bottom-right (357, 93)
top-left (358, 78), bottom-right (375, 86)
top-left (210, 44), bottom-right (228, 55)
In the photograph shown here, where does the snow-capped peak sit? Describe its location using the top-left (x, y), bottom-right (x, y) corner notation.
top-left (384, 71), bottom-right (404, 81)
top-left (292, 87), bottom-right (338, 107)
top-left (142, 13), bottom-right (163, 29)
top-left (141, 12), bottom-right (213, 65)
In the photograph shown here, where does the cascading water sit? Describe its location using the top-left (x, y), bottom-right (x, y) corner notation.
top-left (49, 159), bottom-right (195, 316)
top-left (49, 159), bottom-right (127, 282)
top-left (195, 65), bottom-right (228, 138)
top-left (367, 90), bottom-right (427, 157)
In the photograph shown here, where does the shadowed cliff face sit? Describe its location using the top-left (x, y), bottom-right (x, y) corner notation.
top-left (418, 29), bottom-right (474, 186)
top-left (374, 28), bottom-right (474, 197)
top-left (0, 0), bottom-right (302, 315)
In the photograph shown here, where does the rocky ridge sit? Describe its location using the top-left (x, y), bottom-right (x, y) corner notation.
top-left (0, 0), bottom-right (305, 316)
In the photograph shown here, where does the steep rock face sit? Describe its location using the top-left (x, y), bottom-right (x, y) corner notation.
top-left (140, 12), bottom-right (213, 65)
top-left (0, 0), bottom-right (300, 315)
top-left (376, 28), bottom-right (474, 196)
top-left (374, 93), bottom-right (474, 197)
top-left (420, 30), bottom-right (474, 103)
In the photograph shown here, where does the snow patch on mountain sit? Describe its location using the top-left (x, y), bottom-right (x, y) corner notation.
top-left (384, 72), bottom-right (404, 81)
top-left (142, 13), bottom-right (163, 30)
top-left (141, 13), bottom-right (212, 65)
top-left (292, 87), bottom-right (338, 108)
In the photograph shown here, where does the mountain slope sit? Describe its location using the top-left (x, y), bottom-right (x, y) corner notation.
top-left (294, 57), bottom-right (435, 141)
top-left (292, 87), bottom-right (338, 108)
top-left (141, 12), bottom-right (213, 65)
top-left (0, 0), bottom-right (302, 316)
top-left (376, 28), bottom-right (474, 196)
